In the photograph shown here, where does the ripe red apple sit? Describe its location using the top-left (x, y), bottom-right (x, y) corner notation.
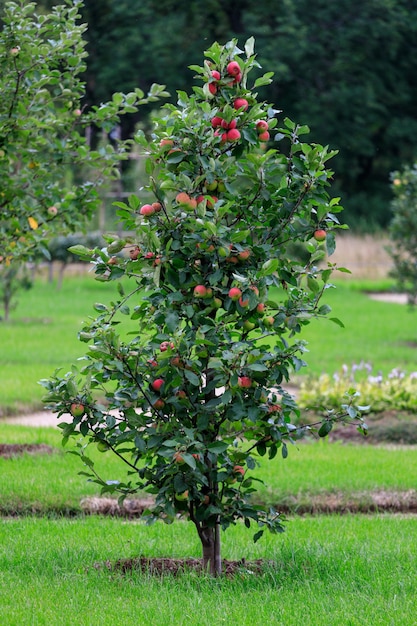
top-left (314, 229), bottom-right (327, 242)
top-left (70, 402), bottom-right (85, 418)
top-left (256, 120), bottom-right (269, 132)
top-left (176, 192), bottom-right (197, 210)
top-left (238, 296), bottom-right (249, 308)
top-left (211, 70), bottom-right (221, 80)
top-left (139, 203), bottom-right (155, 216)
top-left (151, 378), bottom-right (164, 392)
top-left (160, 341), bottom-right (174, 352)
top-left (258, 131), bottom-right (270, 142)
top-left (152, 202), bottom-right (162, 212)
top-left (268, 404), bottom-right (282, 414)
top-left (173, 451), bottom-right (185, 464)
top-left (211, 116), bottom-right (223, 128)
top-left (228, 287), bottom-right (242, 301)
top-left (194, 285), bottom-right (208, 298)
top-left (238, 376), bottom-right (252, 388)
top-left (233, 98), bottom-right (249, 111)
top-left (226, 61), bottom-right (241, 76)
top-left (152, 398), bottom-right (165, 410)
top-left (160, 138), bottom-right (174, 148)
top-left (249, 285), bottom-right (259, 297)
top-left (233, 465), bottom-right (245, 476)
top-left (176, 390), bottom-right (187, 399)
top-left (237, 249), bottom-right (250, 261)
top-left (256, 302), bottom-right (265, 314)
top-left (208, 83), bottom-right (217, 95)
top-left (226, 128), bottom-right (241, 142)
top-left (129, 246), bottom-right (140, 260)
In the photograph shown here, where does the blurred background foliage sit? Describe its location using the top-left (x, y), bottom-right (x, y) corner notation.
top-left (2, 0), bottom-right (417, 231)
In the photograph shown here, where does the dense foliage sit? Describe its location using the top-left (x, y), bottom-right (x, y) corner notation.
top-left (27, 0), bottom-right (417, 228)
top-left (0, 0), bottom-right (167, 319)
top-left (42, 38), bottom-right (365, 575)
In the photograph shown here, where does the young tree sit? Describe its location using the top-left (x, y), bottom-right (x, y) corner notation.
top-left (0, 0), bottom-right (167, 318)
top-left (42, 38), bottom-right (365, 576)
top-left (387, 166), bottom-right (417, 305)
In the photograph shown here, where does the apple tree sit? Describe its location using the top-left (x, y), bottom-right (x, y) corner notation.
top-left (0, 0), bottom-right (167, 319)
top-left (42, 38), bottom-right (365, 576)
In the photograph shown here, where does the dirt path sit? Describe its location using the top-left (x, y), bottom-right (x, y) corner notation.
top-left (3, 411), bottom-right (68, 428)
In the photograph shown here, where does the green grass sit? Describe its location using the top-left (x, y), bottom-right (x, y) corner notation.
top-left (0, 515), bottom-right (416, 625)
top-left (0, 275), bottom-right (121, 414)
top-left (1, 425), bottom-right (416, 515)
top-left (1, 274), bottom-right (416, 414)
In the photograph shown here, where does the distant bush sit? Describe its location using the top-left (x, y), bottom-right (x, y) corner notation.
top-left (299, 362), bottom-right (417, 414)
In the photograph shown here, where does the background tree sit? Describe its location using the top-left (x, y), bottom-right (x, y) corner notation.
top-left (387, 165), bottom-right (417, 305)
top-left (42, 38), bottom-right (365, 576)
top-left (29, 0), bottom-right (417, 230)
top-left (0, 0), bottom-right (167, 319)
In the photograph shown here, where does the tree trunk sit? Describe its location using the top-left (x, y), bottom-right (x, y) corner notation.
top-left (200, 518), bottom-right (221, 576)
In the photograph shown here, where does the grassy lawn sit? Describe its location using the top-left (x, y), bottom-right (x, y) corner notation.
top-left (1, 425), bottom-right (416, 515)
top-left (1, 274), bottom-right (416, 415)
top-left (0, 515), bottom-right (416, 625)
top-left (1, 273), bottom-right (417, 623)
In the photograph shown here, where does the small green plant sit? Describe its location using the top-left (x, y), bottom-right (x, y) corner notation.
top-left (387, 165), bottom-right (417, 304)
top-left (0, 262), bottom-right (32, 322)
top-left (42, 38), bottom-right (365, 576)
top-left (299, 361), bottom-right (417, 414)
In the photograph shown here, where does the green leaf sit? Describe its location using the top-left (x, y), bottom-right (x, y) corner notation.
top-left (318, 421), bottom-right (333, 437)
top-left (329, 317), bottom-right (345, 328)
top-left (253, 529), bottom-right (264, 543)
top-left (184, 370), bottom-right (200, 386)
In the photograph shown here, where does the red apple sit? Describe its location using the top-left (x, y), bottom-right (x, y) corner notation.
top-left (173, 451), bottom-right (185, 464)
top-left (152, 398), bottom-right (165, 410)
top-left (129, 246), bottom-right (140, 260)
top-left (226, 61), bottom-right (241, 76)
top-left (238, 376), bottom-right (252, 388)
top-left (233, 98), bottom-right (249, 111)
top-left (228, 287), bottom-right (242, 300)
top-left (256, 120), bottom-right (269, 132)
top-left (160, 341), bottom-right (174, 352)
top-left (314, 229), bottom-right (327, 242)
top-left (233, 465), bottom-right (245, 476)
top-left (211, 116), bottom-right (223, 128)
top-left (70, 402), bottom-right (85, 418)
top-left (194, 285), bottom-right (208, 298)
top-left (256, 302), bottom-right (265, 314)
top-left (238, 296), bottom-right (249, 308)
top-left (211, 70), bottom-right (221, 80)
top-left (151, 378), bottom-right (164, 392)
top-left (47, 206), bottom-right (58, 216)
top-left (152, 202), bottom-right (162, 212)
top-left (139, 203), bottom-right (155, 216)
top-left (258, 131), bottom-right (270, 142)
top-left (160, 138), bottom-right (174, 148)
top-left (226, 128), bottom-right (241, 142)
top-left (237, 249), bottom-right (250, 261)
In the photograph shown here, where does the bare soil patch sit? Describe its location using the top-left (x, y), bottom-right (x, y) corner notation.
top-left (96, 555), bottom-right (275, 578)
top-left (0, 443), bottom-right (55, 459)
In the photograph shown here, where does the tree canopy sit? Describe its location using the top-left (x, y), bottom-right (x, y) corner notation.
top-left (5, 0), bottom-right (417, 228)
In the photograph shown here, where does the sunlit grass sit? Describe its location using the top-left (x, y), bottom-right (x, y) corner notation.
top-left (0, 515), bottom-right (416, 625)
top-left (1, 424), bottom-right (416, 515)
top-left (0, 272), bottom-right (416, 415)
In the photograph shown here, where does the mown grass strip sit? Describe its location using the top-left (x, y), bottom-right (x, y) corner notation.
top-left (1, 425), bottom-right (416, 516)
top-left (0, 515), bottom-right (416, 625)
